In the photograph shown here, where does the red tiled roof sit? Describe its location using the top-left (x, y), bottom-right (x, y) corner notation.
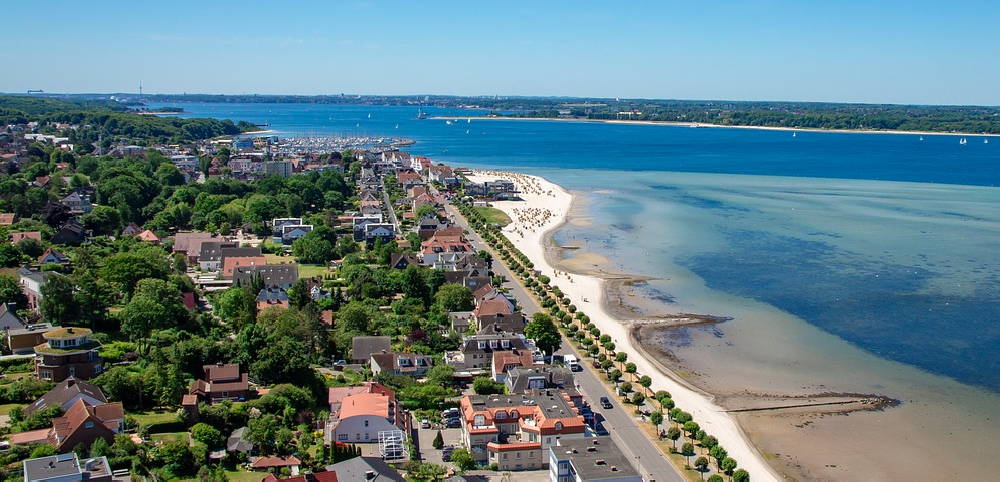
top-left (252, 455), bottom-right (301, 468)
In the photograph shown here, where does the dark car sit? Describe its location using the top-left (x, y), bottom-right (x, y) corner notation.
top-left (600, 396), bottom-right (613, 409)
top-left (445, 418), bottom-right (462, 428)
top-left (595, 424), bottom-right (609, 436)
top-left (442, 445), bottom-right (455, 461)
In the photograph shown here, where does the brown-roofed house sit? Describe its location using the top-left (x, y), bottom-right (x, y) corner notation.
top-left (0, 213), bottom-right (16, 226)
top-left (24, 377), bottom-right (108, 416)
top-left (189, 363), bottom-right (250, 404)
top-left (48, 399), bottom-right (124, 453)
top-left (351, 336), bottom-right (391, 364)
top-left (137, 229), bottom-right (160, 245)
top-left (221, 256), bottom-right (267, 279)
top-left (9, 231), bottom-right (42, 245)
top-left (251, 455), bottom-right (301, 472)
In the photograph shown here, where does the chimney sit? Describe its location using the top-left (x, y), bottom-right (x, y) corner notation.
top-left (365, 470), bottom-right (376, 480)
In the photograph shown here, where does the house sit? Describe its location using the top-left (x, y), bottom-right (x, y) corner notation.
top-left (50, 219), bottom-right (88, 245)
top-left (8, 323), bottom-right (54, 355)
top-left (218, 246), bottom-right (263, 270)
top-left (459, 390), bottom-right (587, 467)
top-left (251, 455), bottom-right (301, 473)
top-left (38, 248), bottom-right (70, 265)
top-left (473, 295), bottom-right (524, 334)
top-left (233, 264), bottom-right (299, 290)
top-left (491, 349), bottom-right (536, 384)
top-left (262, 161), bottom-right (293, 178)
top-left (172, 232), bottom-right (219, 264)
top-left (137, 229), bottom-right (160, 245)
top-left (363, 223), bottom-right (395, 248)
top-left (549, 438), bottom-right (643, 482)
top-left (170, 154), bottom-right (200, 170)
top-left (22, 453), bottom-right (113, 482)
top-left (449, 311), bottom-right (473, 334)
top-left (389, 253), bottom-right (419, 270)
top-left (197, 240), bottom-right (239, 271)
top-left (257, 287), bottom-right (289, 311)
top-left (49, 399), bottom-right (125, 453)
top-left (34, 327), bottom-right (103, 382)
top-left (0, 302), bottom-right (24, 332)
top-left (444, 334), bottom-right (535, 376)
top-left (328, 390), bottom-right (406, 447)
top-left (352, 215), bottom-right (384, 242)
top-left (351, 336), bottom-right (391, 364)
top-left (505, 366), bottom-right (575, 394)
top-left (18, 267), bottom-right (46, 311)
top-left (420, 234), bottom-right (473, 265)
top-left (221, 256), bottom-right (267, 279)
top-left (33, 175), bottom-right (51, 188)
top-left (0, 213), bottom-right (16, 226)
top-left (415, 214), bottom-right (447, 241)
top-left (60, 192), bottom-right (93, 214)
top-left (9, 231), bottom-right (42, 245)
top-left (271, 218), bottom-right (303, 242)
top-left (325, 456), bottom-right (405, 482)
top-left (261, 470), bottom-right (339, 482)
top-left (24, 378), bottom-right (108, 417)
top-left (280, 224), bottom-right (314, 246)
top-left (227, 426), bottom-right (254, 454)
top-left (369, 352), bottom-right (434, 378)
top-left (121, 222), bottom-right (142, 236)
top-left (189, 363), bottom-right (250, 404)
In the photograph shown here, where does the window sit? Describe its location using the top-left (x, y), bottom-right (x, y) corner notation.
top-left (503, 453), bottom-right (508, 460)
top-left (530, 451), bottom-right (534, 457)
top-left (478, 341), bottom-right (486, 349)
top-left (502, 340), bottom-right (510, 348)
top-left (338, 434), bottom-right (348, 441)
top-left (364, 420), bottom-right (369, 427)
top-left (85, 421), bottom-right (94, 428)
top-left (516, 452), bottom-right (521, 459)
top-left (474, 415), bottom-right (486, 426)
top-left (356, 433), bottom-right (360, 440)
top-left (69, 367), bottom-right (75, 377)
top-left (490, 340), bottom-right (498, 348)
top-left (40, 370), bottom-right (52, 380)
top-left (555, 422), bottom-right (563, 430)
top-left (222, 392), bottom-right (229, 398)
top-left (93, 364), bottom-right (102, 374)
top-left (495, 411), bottom-right (507, 420)
top-left (510, 410), bottom-right (519, 419)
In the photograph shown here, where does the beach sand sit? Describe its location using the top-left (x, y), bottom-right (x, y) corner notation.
top-left (463, 169), bottom-right (1000, 481)
top-left (464, 170), bottom-right (783, 481)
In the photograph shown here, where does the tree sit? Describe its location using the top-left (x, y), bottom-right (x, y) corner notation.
top-left (292, 232), bottom-right (335, 265)
top-left (615, 352), bottom-right (628, 370)
top-left (667, 427), bottom-right (681, 450)
top-left (638, 375), bottom-right (653, 395)
top-left (684, 421), bottom-right (701, 439)
top-left (0, 273), bottom-right (29, 310)
top-left (732, 468), bottom-right (750, 482)
top-left (432, 430), bottom-right (444, 450)
top-left (40, 273), bottom-right (80, 325)
top-left (710, 446), bottom-right (728, 470)
top-left (434, 284), bottom-right (474, 312)
top-left (214, 286), bottom-right (257, 330)
top-left (682, 442), bottom-right (696, 466)
top-left (625, 362), bottom-right (637, 376)
top-left (101, 250), bottom-right (169, 296)
top-left (608, 369), bottom-right (622, 382)
top-left (721, 457), bottom-right (738, 477)
top-left (449, 447), bottom-right (475, 471)
top-left (631, 392), bottom-right (645, 405)
top-left (190, 423), bottom-right (225, 448)
top-left (619, 382), bottom-right (632, 395)
top-left (81, 205), bottom-right (123, 236)
top-left (472, 377), bottom-right (504, 395)
top-left (695, 456), bottom-right (710, 480)
top-left (119, 278), bottom-right (189, 354)
top-left (0, 243), bottom-right (22, 268)
top-left (525, 312), bottom-right (561, 358)
top-left (426, 364), bottom-right (455, 387)
top-left (708, 476), bottom-right (725, 482)
top-left (650, 410), bottom-right (664, 428)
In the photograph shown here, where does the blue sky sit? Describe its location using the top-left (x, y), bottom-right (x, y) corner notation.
top-left (3, 1), bottom-right (998, 105)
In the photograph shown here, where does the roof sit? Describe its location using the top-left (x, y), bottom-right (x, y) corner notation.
top-left (43, 327), bottom-right (91, 339)
top-left (233, 264), bottom-right (299, 287)
top-left (204, 363), bottom-right (241, 382)
top-left (10, 231), bottom-right (42, 244)
top-left (25, 378), bottom-right (107, 416)
top-left (38, 248), bottom-right (69, 264)
top-left (550, 438), bottom-right (641, 480)
top-left (10, 428), bottom-right (50, 445)
top-left (137, 229), bottom-right (160, 242)
top-left (326, 457), bottom-right (405, 482)
top-left (51, 399), bottom-right (122, 443)
top-left (337, 392), bottom-right (390, 419)
top-left (227, 426), bottom-right (254, 453)
top-left (262, 471), bottom-right (339, 482)
top-left (251, 455), bottom-right (301, 468)
top-left (8, 323), bottom-right (53, 337)
top-left (351, 336), bottom-right (391, 360)
top-left (172, 232), bottom-right (217, 253)
top-left (473, 298), bottom-right (514, 318)
top-left (222, 256), bottom-right (267, 278)
top-left (0, 213), bottom-right (15, 225)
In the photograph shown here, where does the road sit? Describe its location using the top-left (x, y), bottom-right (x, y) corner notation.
top-left (444, 201), bottom-right (682, 482)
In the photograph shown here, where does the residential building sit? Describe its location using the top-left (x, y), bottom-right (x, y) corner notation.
top-left (189, 363), bottom-right (250, 404)
top-left (351, 336), bottom-right (391, 364)
top-left (49, 399), bottom-right (124, 453)
top-left (257, 287), bottom-right (289, 311)
top-left (352, 215), bottom-right (384, 242)
top-left (24, 377), bottom-right (107, 417)
top-left (60, 192), bottom-right (93, 214)
top-left (444, 334), bottom-right (534, 376)
top-left (172, 232), bottom-right (220, 265)
top-left (221, 256), bottom-right (267, 279)
top-left (50, 219), bottom-right (88, 245)
top-left (271, 218), bottom-right (304, 242)
top-left (363, 223), bottom-right (395, 247)
top-left (197, 240), bottom-right (239, 271)
top-left (18, 267), bottom-right (46, 311)
top-left (0, 213), bottom-right (17, 226)
top-left (491, 349), bottom-right (536, 384)
top-left (251, 455), bottom-right (301, 473)
top-left (10, 231), bottom-right (42, 245)
top-left (227, 426), bottom-right (254, 454)
top-left (325, 457), bottom-right (405, 482)
top-left (505, 366), bottom-right (575, 394)
top-left (137, 229), bottom-right (160, 245)
top-left (369, 352), bottom-right (434, 378)
top-left (0, 302), bottom-right (24, 331)
top-left (170, 154), bottom-right (200, 170)
top-left (8, 323), bottom-right (54, 355)
top-left (328, 389), bottom-right (406, 447)
top-left (22, 453), bottom-right (112, 482)
top-left (279, 224), bottom-right (313, 246)
top-left (233, 264), bottom-right (299, 290)
top-left (420, 234), bottom-right (473, 265)
top-left (459, 390), bottom-right (588, 467)
top-left (121, 223), bottom-right (142, 236)
top-left (548, 438), bottom-right (642, 482)
top-left (38, 248), bottom-right (70, 265)
top-left (34, 327), bottom-right (103, 382)
top-left (262, 161), bottom-right (293, 178)
top-left (261, 470), bottom-right (339, 482)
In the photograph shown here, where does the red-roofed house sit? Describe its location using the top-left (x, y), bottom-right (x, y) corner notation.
top-left (261, 471), bottom-right (339, 482)
top-left (420, 235), bottom-right (472, 264)
top-left (47, 399), bottom-right (124, 453)
top-left (221, 256), bottom-right (267, 279)
top-left (9, 231), bottom-right (42, 245)
top-left (0, 213), bottom-right (16, 226)
top-left (251, 455), bottom-right (301, 473)
top-left (327, 382), bottom-right (406, 446)
top-left (137, 229), bottom-right (161, 245)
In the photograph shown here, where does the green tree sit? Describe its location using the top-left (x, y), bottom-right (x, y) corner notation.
top-left (214, 286), bottom-right (257, 330)
top-left (292, 232), bottom-right (335, 265)
top-left (449, 447), bottom-right (475, 471)
top-left (638, 375), bottom-right (653, 395)
top-left (190, 423), bottom-right (225, 448)
top-left (426, 364), bottom-right (455, 387)
top-left (0, 243), bottom-right (22, 267)
top-left (15, 237), bottom-right (45, 259)
top-left (684, 421), bottom-right (701, 439)
top-left (524, 312), bottom-right (561, 358)
top-left (101, 250), bottom-right (170, 296)
top-left (721, 457), bottom-right (738, 476)
top-left (667, 427), bottom-right (682, 450)
top-left (682, 442), bottom-right (696, 466)
top-left (472, 377), bottom-right (504, 395)
top-left (625, 362), bottom-right (637, 376)
top-left (0, 273), bottom-right (29, 310)
top-left (81, 205), bottom-right (123, 236)
top-left (631, 392), bottom-right (645, 405)
top-left (650, 410), bottom-right (664, 428)
top-left (708, 475), bottom-right (725, 482)
top-left (119, 279), bottom-right (188, 354)
top-left (710, 446), bottom-right (728, 470)
top-left (40, 272), bottom-right (80, 325)
top-left (615, 352), bottom-right (628, 370)
top-left (402, 265), bottom-right (431, 305)
top-left (732, 468), bottom-right (750, 482)
top-left (695, 456), bottom-right (710, 480)
top-left (434, 283), bottom-right (474, 312)
top-left (432, 430), bottom-right (444, 450)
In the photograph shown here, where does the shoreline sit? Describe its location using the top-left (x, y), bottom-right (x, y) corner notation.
top-left (464, 169), bottom-right (784, 481)
top-left (441, 115), bottom-right (1000, 137)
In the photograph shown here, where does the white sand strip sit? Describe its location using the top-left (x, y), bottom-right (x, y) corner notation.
top-left (464, 169), bottom-right (781, 482)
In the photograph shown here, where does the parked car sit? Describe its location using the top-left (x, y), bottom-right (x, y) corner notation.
top-left (600, 396), bottom-right (613, 409)
top-left (595, 424), bottom-right (609, 436)
top-left (441, 408), bottom-right (461, 419)
top-left (442, 445), bottom-right (455, 461)
top-left (420, 419), bottom-right (431, 429)
top-left (445, 418), bottom-right (462, 428)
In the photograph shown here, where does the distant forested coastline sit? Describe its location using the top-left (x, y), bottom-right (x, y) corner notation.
top-left (7, 93), bottom-right (1000, 134)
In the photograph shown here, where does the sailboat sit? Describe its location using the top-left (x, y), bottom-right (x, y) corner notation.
top-left (445, 120), bottom-right (453, 125)
top-left (467, 118), bottom-right (472, 123)
top-left (367, 113), bottom-right (371, 118)
top-left (792, 131), bottom-right (797, 137)
top-left (920, 136), bottom-right (924, 141)
top-left (986, 138), bottom-right (989, 144)
top-left (959, 138), bottom-right (967, 145)
top-left (394, 124), bottom-right (399, 129)
top-left (416, 109), bottom-right (427, 120)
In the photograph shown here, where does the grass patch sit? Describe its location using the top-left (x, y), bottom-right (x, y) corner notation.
top-left (264, 253), bottom-right (294, 264)
top-left (297, 264), bottom-right (331, 279)
top-left (0, 403), bottom-right (24, 416)
top-left (150, 431), bottom-right (189, 445)
top-left (471, 206), bottom-right (512, 227)
top-left (131, 410), bottom-right (180, 426)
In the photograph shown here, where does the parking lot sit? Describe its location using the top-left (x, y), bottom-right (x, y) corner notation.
top-left (414, 418), bottom-right (464, 468)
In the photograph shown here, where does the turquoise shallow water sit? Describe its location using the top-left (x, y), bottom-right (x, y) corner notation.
top-left (154, 102), bottom-right (1000, 393)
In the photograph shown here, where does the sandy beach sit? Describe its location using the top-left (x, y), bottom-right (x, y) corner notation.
top-left (464, 170), bottom-right (783, 481)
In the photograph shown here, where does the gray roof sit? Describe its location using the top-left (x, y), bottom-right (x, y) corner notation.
top-left (198, 241), bottom-right (239, 262)
top-left (0, 303), bottom-right (24, 331)
top-left (326, 456), bottom-right (405, 482)
top-left (352, 336), bottom-right (391, 361)
top-left (506, 365), bottom-right (575, 394)
top-left (7, 322), bottom-right (53, 337)
top-left (227, 426), bottom-right (254, 453)
top-left (25, 377), bottom-right (107, 416)
top-left (233, 264), bottom-right (299, 288)
top-left (23, 454), bottom-right (81, 481)
top-left (549, 438), bottom-right (642, 481)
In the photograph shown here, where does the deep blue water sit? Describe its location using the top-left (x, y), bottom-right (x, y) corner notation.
top-left (152, 102), bottom-right (1000, 392)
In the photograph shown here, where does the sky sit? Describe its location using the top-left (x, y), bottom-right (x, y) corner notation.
top-left (3, 0), bottom-right (999, 106)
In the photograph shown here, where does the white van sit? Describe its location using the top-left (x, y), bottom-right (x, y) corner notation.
top-left (565, 354), bottom-right (581, 371)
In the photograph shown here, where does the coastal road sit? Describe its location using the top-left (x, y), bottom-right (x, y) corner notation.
top-left (445, 200), bottom-right (682, 482)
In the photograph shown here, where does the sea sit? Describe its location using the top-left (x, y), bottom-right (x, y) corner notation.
top-left (153, 102), bottom-right (1000, 474)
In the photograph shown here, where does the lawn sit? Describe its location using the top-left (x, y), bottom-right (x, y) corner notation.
top-left (0, 403), bottom-right (23, 416)
top-left (297, 264), bottom-right (331, 279)
top-left (472, 206), bottom-right (512, 226)
top-left (150, 431), bottom-right (189, 445)
top-left (131, 410), bottom-right (181, 426)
